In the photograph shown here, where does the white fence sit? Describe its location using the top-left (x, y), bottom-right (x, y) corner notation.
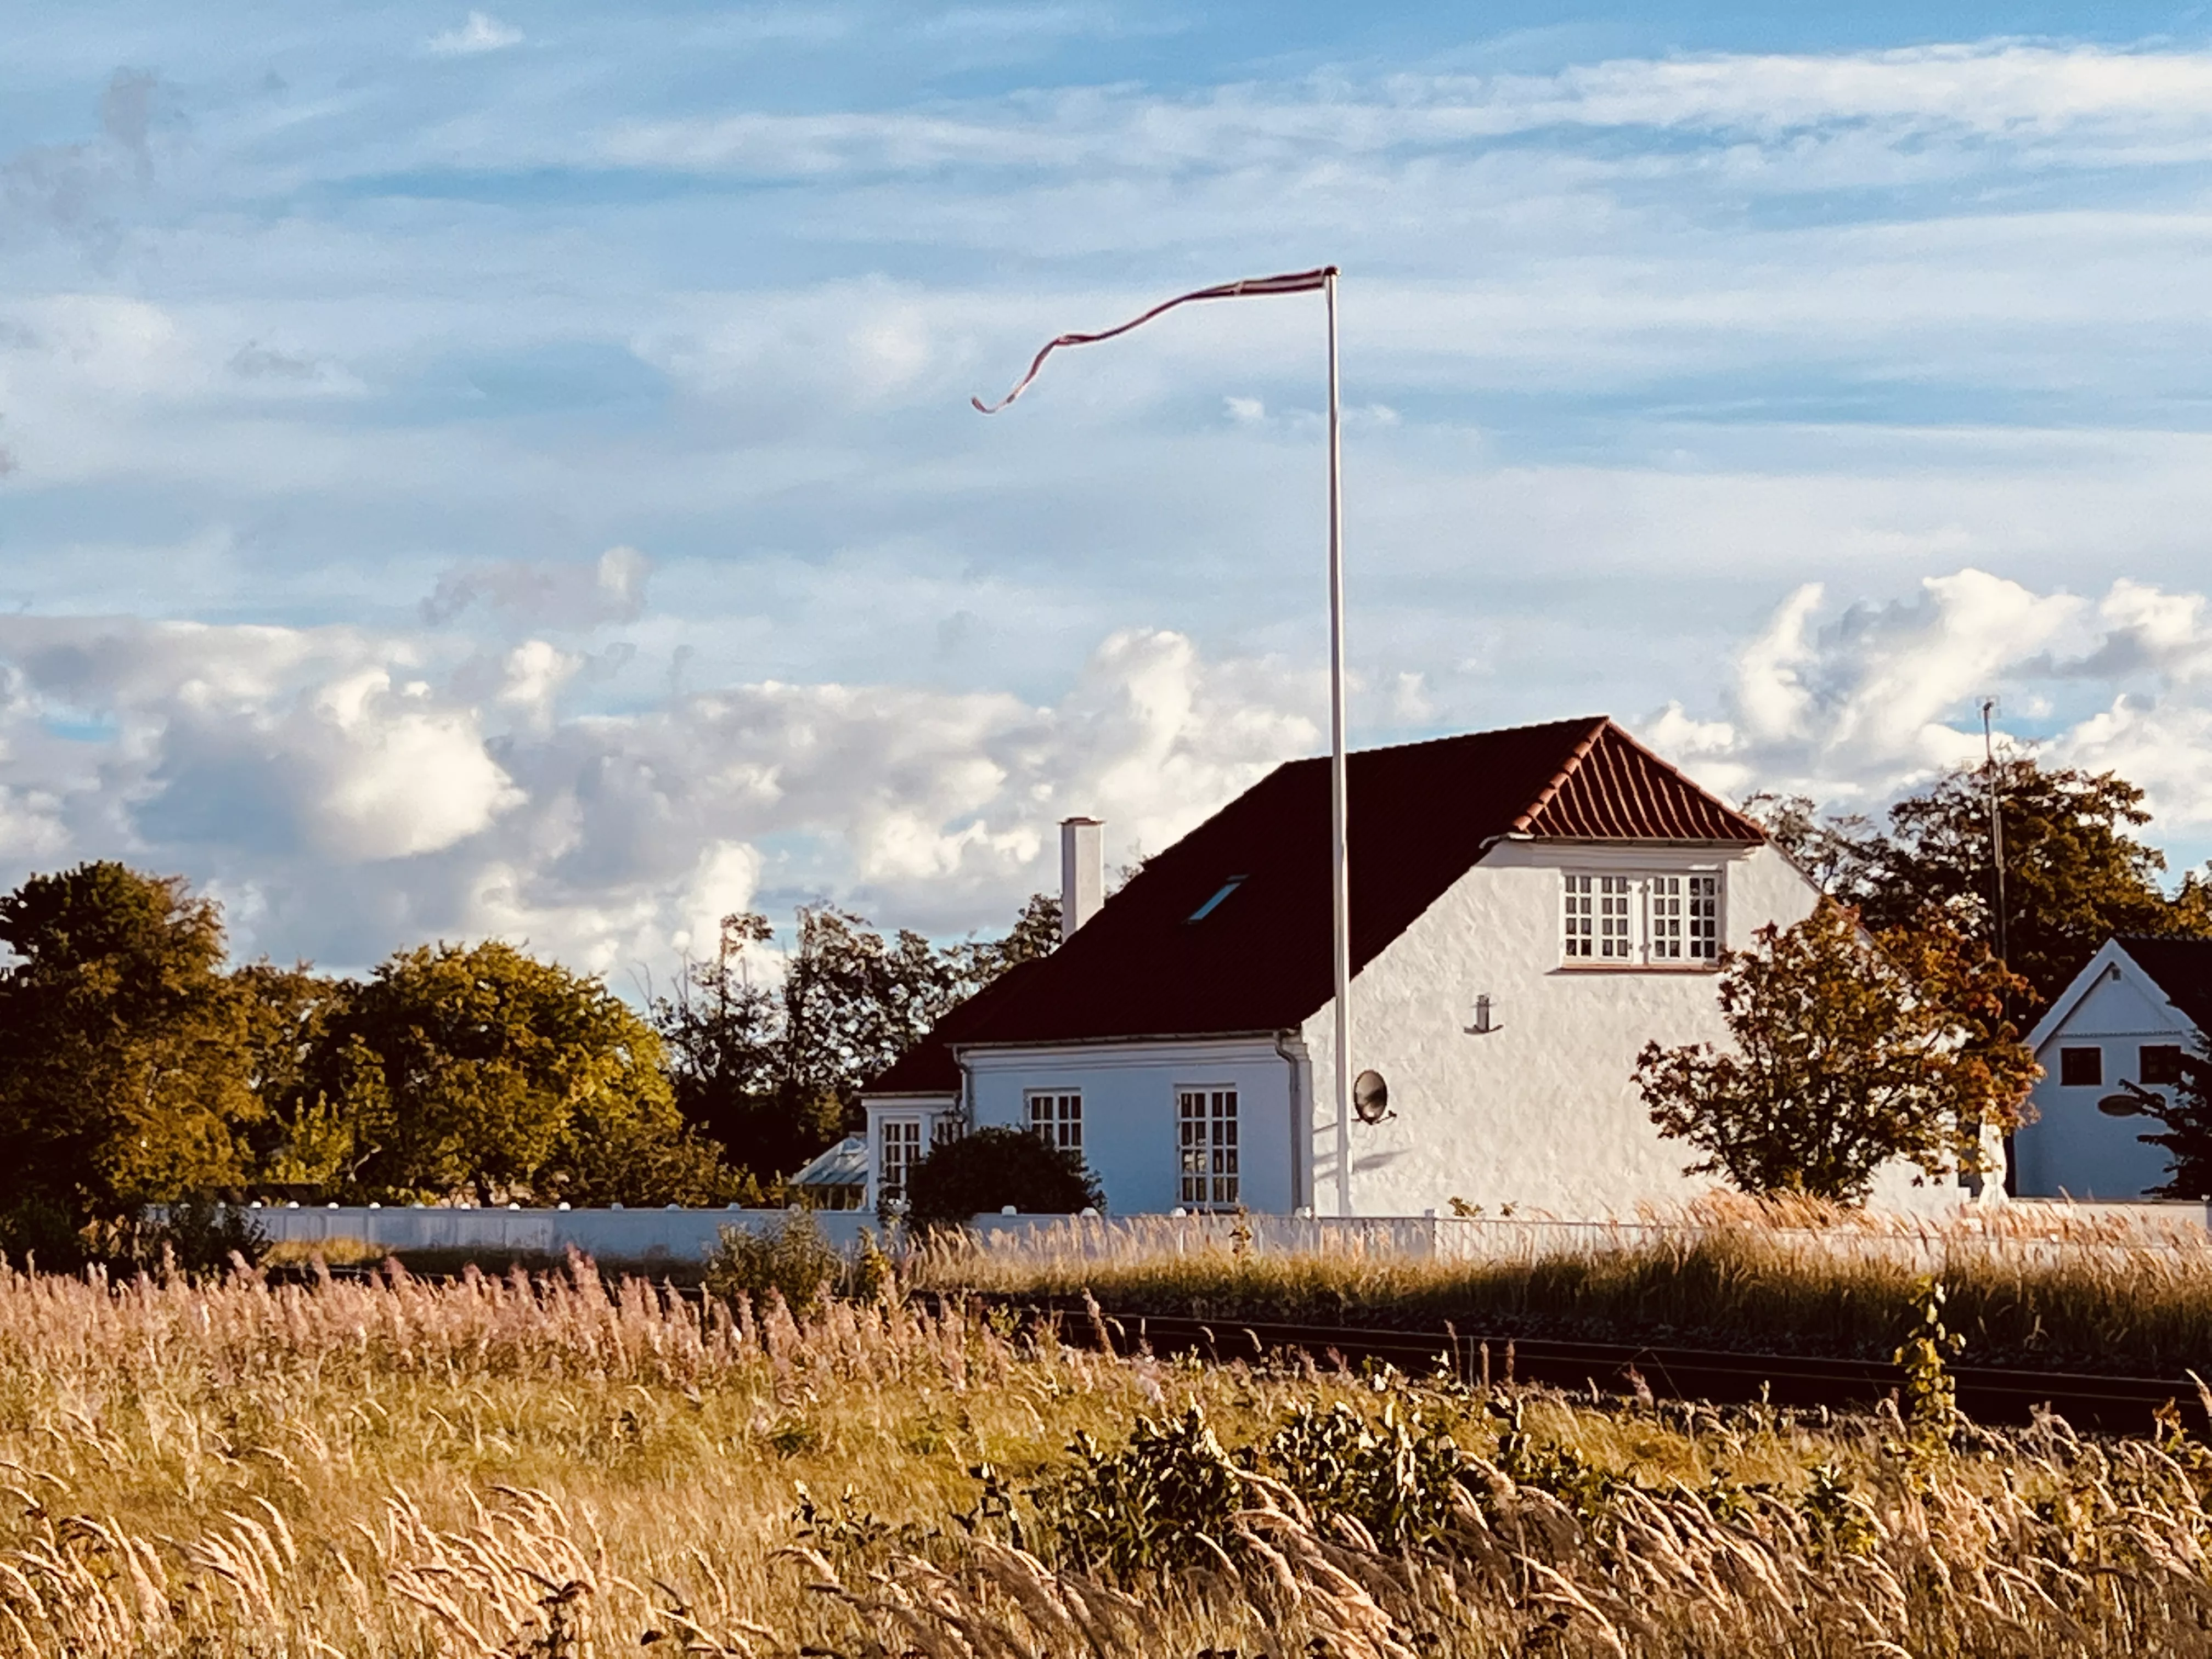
top-left (239, 1204), bottom-right (883, 1261)
top-left (234, 1197), bottom-right (2212, 1268)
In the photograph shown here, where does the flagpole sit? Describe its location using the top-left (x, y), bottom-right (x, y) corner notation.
top-left (970, 262), bottom-right (1353, 1215)
top-left (1324, 268), bottom-right (1353, 1218)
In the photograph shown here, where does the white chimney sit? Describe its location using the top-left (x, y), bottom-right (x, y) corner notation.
top-left (1060, 817), bottom-right (1104, 940)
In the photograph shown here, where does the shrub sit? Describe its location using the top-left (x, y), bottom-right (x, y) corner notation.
top-left (703, 1212), bottom-right (843, 1316)
top-left (131, 1197), bottom-right (270, 1277)
top-left (904, 1127), bottom-right (1102, 1233)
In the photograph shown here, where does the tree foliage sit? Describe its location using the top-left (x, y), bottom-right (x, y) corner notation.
top-left (2128, 1040), bottom-right (2212, 1200)
top-left (1750, 758), bottom-right (2212, 1008)
top-left (903, 1126), bottom-right (1103, 1231)
top-left (0, 862), bottom-right (259, 1226)
top-left (1635, 899), bottom-right (2038, 1204)
top-left (654, 894), bottom-right (1059, 1183)
top-left (306, 940), bottom-right (733, 1205)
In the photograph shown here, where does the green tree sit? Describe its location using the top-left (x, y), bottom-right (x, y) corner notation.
top-left (655, 895), bottom-right (1059, 1183)
top-left (1634, 899), bottom-right (2038, 1204)
top-left (2118, 1040), bottom-right (2212, 1200)
top-left (315, 939), bottom-right (732, 1205)
top-left (0, 862), bottom-right (259, 1228)
top-left (1751, 760), bottom-right (2212, 1008)
top-left (234, 961), bottom-right (358, 1190)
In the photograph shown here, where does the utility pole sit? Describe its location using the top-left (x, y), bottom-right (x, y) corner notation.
top-left (1980, 699), bottom-right (2007, 968)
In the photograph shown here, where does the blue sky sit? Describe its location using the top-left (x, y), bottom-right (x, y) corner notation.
top-left (6, 1), bottom-right (2212, 978)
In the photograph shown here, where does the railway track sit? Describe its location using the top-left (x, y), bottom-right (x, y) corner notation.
top-left (1032, 1306), bottom-right (2212, 1436)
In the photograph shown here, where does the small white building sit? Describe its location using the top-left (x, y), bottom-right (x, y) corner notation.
top-left (2011, 936), bottom-right (2212, 1200)
top-left (862, 715), bottom-right (1842, 1220)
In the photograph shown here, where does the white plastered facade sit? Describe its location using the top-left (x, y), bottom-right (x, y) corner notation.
top-left (2011, 941), bottom-right (2200, 1201)
top-left (940, 838), bottom-right (1980, 1220)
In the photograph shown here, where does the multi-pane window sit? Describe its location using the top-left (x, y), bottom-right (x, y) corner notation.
top-left (1561, 872), bottom-right (1722, 966)
top-left (2142, 1046), bottom-right (2185, 1087)
top-left (1598, 877), bottom-right (1633, 960)
top-left (1177, 1088), bottom-right (1239, 1207)
top-left (1029, 1091), bottom-right (1082, 1153)
top-left (1562, 876), bottom-right (1595, 958)
top-left (2059, 1047), bottom-right (2103, 1087)
top-left (878, 1119), bottom-right (922, 1201)
top-left (1648, 875), bottom-right (1722, 963)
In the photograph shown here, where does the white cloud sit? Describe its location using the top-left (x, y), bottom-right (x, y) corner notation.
top-left (0, 612), bottom-right (1317, 979)
top-left (428, 12), bottom-right (523, 55)
top-left (1646, 569), bottom-right (2212, 842)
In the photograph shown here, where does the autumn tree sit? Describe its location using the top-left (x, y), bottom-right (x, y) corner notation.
top-left (311, 939), bottom-right (733, 1205)
top-left (0, 862), bottom-right (258, 1229)
top-left (1635, 899), bottom-right (2038, 1204)
top-left (1750, 758), bottom-right (2212, 1008)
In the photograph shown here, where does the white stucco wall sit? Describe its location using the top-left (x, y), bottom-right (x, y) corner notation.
top-left (962, 1037), bottom-right (1303, 1215)
top-left (1294, 839), bottom-right (1824, 1218)
top-left (2012, 955), bottom-right (2196, 1200)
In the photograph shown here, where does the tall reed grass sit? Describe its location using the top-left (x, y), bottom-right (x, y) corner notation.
top-left (915, 1196), bottom-right (2212, 1374)
top-left (1, 1251), bottom-right (2211, 1654)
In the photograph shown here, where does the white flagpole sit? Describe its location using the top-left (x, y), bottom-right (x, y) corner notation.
top-left (972, 263), bottom-right (1353, 1215)
top-left (1324, 268), bottom-right (1353, 1218)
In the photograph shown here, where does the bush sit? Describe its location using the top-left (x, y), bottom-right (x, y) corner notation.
top-left (0, 1197), bottom-right (89, 1273)
top-left (904, 1127), bottom-right (1102, 1233)
top-left (703, 1212), bottom-right (844, 1316)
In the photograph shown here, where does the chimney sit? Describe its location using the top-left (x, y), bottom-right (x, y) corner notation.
top-left (1060, 817), bottom-right (1104, 940)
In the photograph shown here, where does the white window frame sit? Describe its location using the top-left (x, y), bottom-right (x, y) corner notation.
top-left (1176, 1086), bottom-right (1239, 1209)
top-left (1560, 870), bottom-right (1723, 967)
top-left (878, 1117), bottom-right (924, 1202)
top-left (1028, 1090), bottom-right (1082, 1154)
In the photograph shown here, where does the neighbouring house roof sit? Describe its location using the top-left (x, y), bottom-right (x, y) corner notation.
top-left (2113, 936), bottom-right (2212, 1031)
top-left (862, 715), bottom-right (1763, 1092)
top-left (789, 1135), bottom-right (869, 1188)
top-left (2025, 935), bottom-right (2212, 1054)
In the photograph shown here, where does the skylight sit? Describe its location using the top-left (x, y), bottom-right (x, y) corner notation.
top-left (1187, 876), bottom-right (1247, 923)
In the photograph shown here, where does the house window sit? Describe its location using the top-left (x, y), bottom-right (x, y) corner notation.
top-left (1562, 876), bottom-right (1595, 958)
top-left (879, 1119), bottom-right (922, 1201)
top-left (1177, 1088), bottom-right (1239, 1207)
top-left (2141, 1045), bottom-right (2185, 1087)
top-left (1029, 1090), bottom-right (1082, 1153)
top-left (2059, 1047), bottom-right (2103, 1087)
top-left (1561, 872), bottom-right (1723, 966)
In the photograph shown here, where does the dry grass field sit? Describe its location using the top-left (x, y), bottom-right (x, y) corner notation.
top-left (915, 1197), bottom-right (2212, 1375)
top-left (7, 1248), bottom-right (2212, 1654)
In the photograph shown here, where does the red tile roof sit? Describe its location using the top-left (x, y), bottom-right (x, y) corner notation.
top-left (863, 715), bottom-right (1763, 1086)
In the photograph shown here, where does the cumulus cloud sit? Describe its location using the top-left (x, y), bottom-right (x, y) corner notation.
top-left (0, 613), bottom-right (1317, 980)
top-left (1645, 568), bottom-right (2212, 840)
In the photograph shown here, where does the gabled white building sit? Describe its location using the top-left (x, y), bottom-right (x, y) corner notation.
top-left (864, 715), bottom-right (1848, 1221)
top-left (2011, 936), bottom-right (2212, 1200)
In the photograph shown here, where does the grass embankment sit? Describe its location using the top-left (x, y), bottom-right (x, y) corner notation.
top-left (3, 1257), bottom-right (2212, 1653)
top-left (916, 1200), bottom-right (2212, 1375)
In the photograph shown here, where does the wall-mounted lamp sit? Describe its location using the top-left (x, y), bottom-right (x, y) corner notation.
top-left (1464, 994), bottom-right (1502, 1035)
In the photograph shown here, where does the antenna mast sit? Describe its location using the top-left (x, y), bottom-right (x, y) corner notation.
top-left (1980, 698), bottom-right (2007, 968)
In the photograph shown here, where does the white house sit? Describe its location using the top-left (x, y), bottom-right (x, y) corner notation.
top-left (2011, 936), bottom-right (2212, 1200)
top-left (862, 715), bottom-right (1852, 1220)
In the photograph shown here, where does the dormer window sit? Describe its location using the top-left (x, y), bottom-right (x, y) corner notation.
top-left (1561, 872), bottom-right (1721, 967)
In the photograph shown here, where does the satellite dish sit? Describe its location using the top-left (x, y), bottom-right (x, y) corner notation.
top-left (1353, 1069), bottom-right (1391, 1124)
